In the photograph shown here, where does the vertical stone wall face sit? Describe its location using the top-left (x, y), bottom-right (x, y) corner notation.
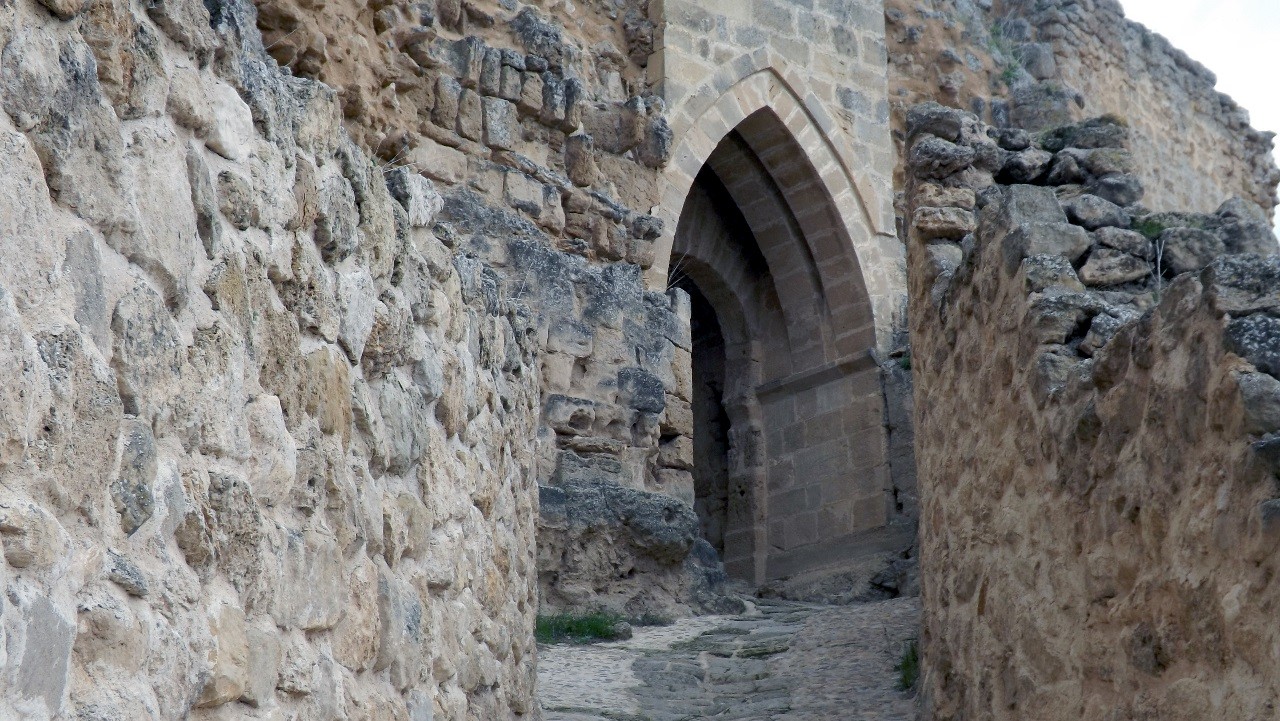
top-left (0, 1), bottom-right (543, 718)
top-left (905, 102), bottom-right (1280, 718)
top-left (885, 0), bottom-right (1280, 220)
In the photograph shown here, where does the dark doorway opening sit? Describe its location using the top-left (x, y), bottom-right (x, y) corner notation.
top-left (674, 278), bottom-right (732, 558)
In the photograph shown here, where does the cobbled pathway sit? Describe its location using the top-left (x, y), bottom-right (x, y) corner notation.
top-left (538, 597), bottom-right (920, 721)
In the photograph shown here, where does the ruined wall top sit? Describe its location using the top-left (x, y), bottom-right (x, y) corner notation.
top-left (885, 0), bottom-right (1280, 220)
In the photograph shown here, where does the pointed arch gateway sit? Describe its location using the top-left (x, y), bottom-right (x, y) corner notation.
top-left (655, 67), bottom-right (895, 584)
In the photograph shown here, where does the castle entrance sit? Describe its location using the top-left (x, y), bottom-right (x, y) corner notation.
top-left (665, 109), bottom-right (892, 585)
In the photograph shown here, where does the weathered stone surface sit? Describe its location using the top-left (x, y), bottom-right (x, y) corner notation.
top-left (1240, 371), bottom-right (1280, 435)
top-left (909, 135), bottom-right (976, 179)
top-left (1093, 226), bottom-right (1154, 259)
top-left (1079, 247), bottom-right (1150, 287)
top-left (998, 147), bottom-right (1052, 183)
top-left (906, 102), bottom-right (968, 141)
top-left (1002, 222), bottom-right (1093, 269)
top-left (907, 103), bottom-right (1280, 721)
top-left (1202, 254), bottom-right (1280, 314)
top-left (1161, 227), bottom-right (1226, 275)
top-left (913, 206), bottom-right (976, 241)
top-left (1064, 194), bottom-right (1131, 230)
top-left (1226, 315), bottom-right (1280, 377)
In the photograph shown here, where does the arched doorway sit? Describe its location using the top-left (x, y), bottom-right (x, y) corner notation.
top-left (667, 108), bottom-right (892, 585)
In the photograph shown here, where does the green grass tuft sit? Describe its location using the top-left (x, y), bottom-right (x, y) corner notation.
top-left (536, 613), bottom-right (626, 644)
top-left (1133, 218), bottom-right (1168, 240)
top-left (896, 638), bottom-right (920, 692)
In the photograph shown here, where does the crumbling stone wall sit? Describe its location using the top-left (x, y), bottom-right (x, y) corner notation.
top-left (0, 1), bottom-right (542, 718)
top-left (885, 0), bottom-right (1280, 220)
top-left (905, 101), bottom-right (1280, 718)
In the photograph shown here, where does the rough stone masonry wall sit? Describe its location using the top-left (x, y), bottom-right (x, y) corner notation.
top-left (246, 0), bottom-right (731, 615)
top-left (884, 0), bottom-right (1280, 220)
top-left (0, 1), bottom-right (544, 719)
top-left (905, 102), bottom-right (1280, 718)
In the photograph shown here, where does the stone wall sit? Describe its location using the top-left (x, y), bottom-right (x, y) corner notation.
top-left (245, 0), bottom-right (909, 613)
top-left (0, 1), bottom-right (542, 718)
top-left (905, 102), bottom-right (1280, 718)
top-left (885, 0), bottom-right (1280, 220)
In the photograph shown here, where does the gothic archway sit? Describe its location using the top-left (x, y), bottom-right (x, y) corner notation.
top-left (668, 104), bottom-right (892, 584)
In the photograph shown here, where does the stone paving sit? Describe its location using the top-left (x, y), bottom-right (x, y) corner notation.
top-left (538, 597), bottom-right (920, 721)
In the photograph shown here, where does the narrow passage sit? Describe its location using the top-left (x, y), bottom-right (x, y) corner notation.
top-left (538, 597), bottom-right (920, 721)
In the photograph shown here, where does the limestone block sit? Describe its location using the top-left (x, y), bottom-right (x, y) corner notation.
top-left (1078, 248), bottom-right (1150, 287)
top-left (1002, 222), bottom-right (1092, 270)
top-left (1064, 194), bottom-right (1130, 230)
top-left (565, 134), bottom-right (599, 187)
top-left (912, 206), bottom-right (976, 241)
top-left (457, 89), bottom-right (483, 141)
top-left (981, 184), bottom-right (1068, 245)
top-left (387, 168), bottom-right (444, 227)
top-left (480, 47), bottom-right (501, 95)
top-left (661, 395), bottom-right (693, 436)
top-left (1161, 227), bottom-right (1225, 276)
top-left (273, 529), bottom-right (344, 631)
top-left (111, 418), bottom-right (157, 536)
top-left (499, 65), bottom-right (522, 101)
top-left (909, 136), bottom-right (975, 179)
top-left (240, 620), bottom-right (281, 707)
top-left (999, 147), bottom-right (1052, 183)
top-left (184, 145), bottom-right (222, 258)
top-left (1093, 227), bottom-right (1153, 259)
top-left (433, 75), bottom-right (462, 129)
top-left (1216, 197), bottom-right (1279, 256)
top-left (548, 320), bottom-right (593, 357)
top-left (13, 595), bottom-right (75, 715)
top-left (1086, 173), bottom-right (1144, 207)
top-left (545, 394), bottom-right (596, 435)
top-left (245, 395), bottom-right (297, 507)
top-left (409, 141), bottom-right (468, 185)
top-left (1202, 254), bottom-right (1280, 314)
top-left (0, 494), bottom-right (69, 570)
top-left (655, 469), bottom-right (695, 506)
top-left (915, 182), bottom-right (975, 210)
top-left (658, 435), bottom-right (694, 470)
top-left (1239, 371), bottom-right (1280, 436)
top-left (216, 168), bottom-right (258, 230)
top-left (330, 554), bottom-right (381, 672)
top-left (1226, 315), bottom-right (1280, 377)
top-left (36, 0), bottom-right (88, 19)
top-left (518, 71), bottom-right (544, 115)
top-left (504, 171), bottom-right (545, 217)
top-left (197, 603), bottom-right (249, 707)
top-left (105, 550), bottom-right (148, 597)
top-left (905, 101), bottom-right (968, 141)
top-left (541, 351), bottom-right (574, 391)
top-left (375, 563), bottom-right (425, 690)
top-left (618, 367), bottom-right (666, 414)
top-left (336, 267), bottom-right (377, 361)
top-left (202, 78), bottom-right (255, 162)
top-left (482, 97), bottom-right (519, 150)
top-left (315, 172), bottom-right (360, 263)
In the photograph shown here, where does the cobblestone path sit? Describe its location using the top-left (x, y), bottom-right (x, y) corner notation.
top-left (538, 597), bottom-right (920, 721)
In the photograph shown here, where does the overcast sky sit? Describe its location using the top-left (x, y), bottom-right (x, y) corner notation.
top-left (1119, 0), bottom-right (1279, 137)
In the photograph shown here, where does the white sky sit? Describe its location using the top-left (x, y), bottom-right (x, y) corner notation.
top-left (1119, 0), bottom-right (1280, 137)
